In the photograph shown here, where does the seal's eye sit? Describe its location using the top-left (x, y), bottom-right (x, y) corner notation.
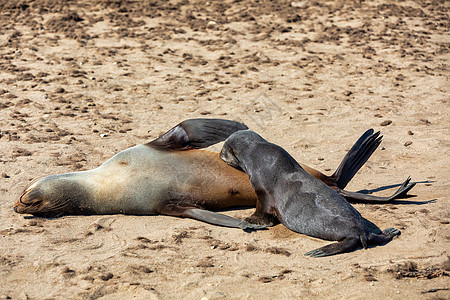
top-left (19, 188), bottom-right (43, 206)
top-left (229, 148), bottom-right (239, 162)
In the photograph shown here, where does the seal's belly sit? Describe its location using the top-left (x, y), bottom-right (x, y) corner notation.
top-left (91, 145), bottom-right (256, 214)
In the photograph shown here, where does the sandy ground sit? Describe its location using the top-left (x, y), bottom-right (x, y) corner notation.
top-left (1, 0), bottom-right (449, 299)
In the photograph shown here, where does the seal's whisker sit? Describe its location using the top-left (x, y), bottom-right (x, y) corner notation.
top-left (40, 200), bottom-right (70, 213)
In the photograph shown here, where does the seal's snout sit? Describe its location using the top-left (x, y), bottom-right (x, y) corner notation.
top-left (219, 148), bottom-right (226, 161)
top-left (219, 145), bottom-right (234, 163)
top-left (13, 206), bottom-right (18, 213)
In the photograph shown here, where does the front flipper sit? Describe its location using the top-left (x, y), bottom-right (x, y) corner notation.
top-left (338, 177), bottom-right (416, 203)
top-left (184, 208), bottom-right (267, 229)
top-left (147, 118), bottom-right (248, 150)
top-left (159, 204), bottom-right (262, 229)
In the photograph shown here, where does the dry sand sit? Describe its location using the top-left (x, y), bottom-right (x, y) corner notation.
top-left (0, 0), bottom-right (449, 299)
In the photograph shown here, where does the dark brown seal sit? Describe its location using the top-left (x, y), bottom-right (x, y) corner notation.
top-left (220, 130), bottom-right (401, 256)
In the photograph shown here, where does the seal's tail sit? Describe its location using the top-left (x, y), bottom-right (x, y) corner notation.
top-left (304, 228), bottom-right (400, 257)
top-left (147, 119), bottom-right (248, 150)
top-left (331, 129), bottom-right (382, 189)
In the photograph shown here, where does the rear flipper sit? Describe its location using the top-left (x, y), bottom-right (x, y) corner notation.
top-left (304, 237), bottom-right (361, 257)
top-left (332, 129), bottom-right (382, 189)
top-left (368, 227), bottom-right (401, 244)
top-left (305, 228), bottom-right (400, 258)
top-left (338, 177), bottom-right (416, 203)
top-left (147, 118), bottom-right (248, 150)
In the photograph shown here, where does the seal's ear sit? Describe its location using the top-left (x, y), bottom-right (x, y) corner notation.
top-left (146, 119), bottom-right (248, 150)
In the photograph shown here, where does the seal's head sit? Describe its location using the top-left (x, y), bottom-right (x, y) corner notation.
top-left (220, 130), bottom-right (266, 171)
top-left (219, 142), bottom-right (242, 170)
top-left (14, 174), bottom-right (89, 217)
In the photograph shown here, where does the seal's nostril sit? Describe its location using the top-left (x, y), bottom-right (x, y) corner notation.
top-left (14, 206), bottom-right (18, 212)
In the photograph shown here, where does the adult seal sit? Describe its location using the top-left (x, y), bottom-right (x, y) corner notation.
top-left (14, 119), bottom-right (256, 227)
top-left (220, 130), bottom-right (401, 256)
top-left (14, 119), bottom-right (414, 228)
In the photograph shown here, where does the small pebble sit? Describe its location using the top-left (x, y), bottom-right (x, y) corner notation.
top-left (404, 141), bottom-right (412, 147)
top-left (364, 274), bottom-right (377, 281)
top-left (100, 273), bottom-right (113, 281)
top-left (291, 1), bottom-right (309, 8)
top-left (1, 172), bottom-right (10, 178)
top-left (344, 90), bottom-right (352, 96)
top-left (407, 130), bottom-right (414, 135)
top-left (380, 120), bottom-right (392, 126)
top-left (207, 21), bottom-right (218, 29)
